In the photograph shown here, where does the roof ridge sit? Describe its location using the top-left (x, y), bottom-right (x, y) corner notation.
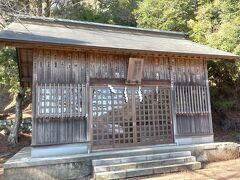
top-left (15, 15), bottom-right (187, 39)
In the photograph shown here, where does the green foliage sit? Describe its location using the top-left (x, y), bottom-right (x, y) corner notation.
top-left (188, 0), bottom-right (240, 112)
top-left (207, 18), bottom-right (240, 55)
top-left (0, 48), bottom-right (19, 93)
top-left (52, 0), bottom-right (140, 26)
top-left (99, 0), bottom-right (140, 26)
top-left (208, 61), bottom-right (240, 87)
top-left (212, 99), bottom-right (235, 112)
top-left (134, 0), bottom-right (196, 32)
top-left (208, 60), bottom-right (240, 112)
top-left (210, 85), bottom-right (236, 112)
top-left (188, 0), bottom-right (240, 45)
top-left (52, 1), bottom-right (110, 23)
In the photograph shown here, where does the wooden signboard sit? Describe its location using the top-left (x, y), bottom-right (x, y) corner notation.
top-left (126, 58), bottom-right (144, 84)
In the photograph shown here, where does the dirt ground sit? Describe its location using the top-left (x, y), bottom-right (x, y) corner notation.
top-left (0, 133), bottom-right (31, 178)
top-left (138, 158), bottom-right (240, 180)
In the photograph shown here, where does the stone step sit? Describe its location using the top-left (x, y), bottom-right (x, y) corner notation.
top-left (95, 162), bottom-right (201, 180)
top-left (92, 151), bottom-right (191, 166)
top-left (94, 156), bottom-right (196, 173)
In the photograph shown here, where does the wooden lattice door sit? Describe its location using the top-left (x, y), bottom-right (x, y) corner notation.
top-left (91, 85), bottom-right (173, 150)
top-left (135, 87), bottom-right (173, 145)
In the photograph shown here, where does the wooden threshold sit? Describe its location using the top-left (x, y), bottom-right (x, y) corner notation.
top-left (91, 143), bottom-right (176, 153)
top-left (175, 133), bottom-right (214, 138)
top-left (31, 141), bottom-right (90, 147)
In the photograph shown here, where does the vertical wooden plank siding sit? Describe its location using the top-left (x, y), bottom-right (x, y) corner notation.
top-left (33, 49), bottom-right (88, 145)
top-left (32, 48), bottom-right (212, 145)
top-left (35, 83), bottom-right (87, 145)
top-left (33, 49), bottom-right (133, 145)
top-left (142, 56), bottom-right (170, 80)
top-left (173, 57), bottom-right (212, 136)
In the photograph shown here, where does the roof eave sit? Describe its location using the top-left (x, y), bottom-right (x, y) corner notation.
top-left (0, 39), bottom-right (238, 62)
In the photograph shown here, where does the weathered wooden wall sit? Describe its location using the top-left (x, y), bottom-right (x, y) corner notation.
top-left (32, 49), bottom-right (87, 145)
top-left (35, 117), bottom-right (87, 144)
top-left (33, 49), bottom-right (87, 84)
top-left (173, 58), bottom-right (205, 85)
top-left (172, 58), bottom-right (212, 136)
top-left (29, 48), bottom-right (212, 146)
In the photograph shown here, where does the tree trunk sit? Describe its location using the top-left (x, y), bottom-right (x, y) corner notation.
top-left (37, 0), bottom-right (43, 16)
top-left (8, 87), bottom-right (25, 146)
top-left (43, 0), bottom-right (51, 17)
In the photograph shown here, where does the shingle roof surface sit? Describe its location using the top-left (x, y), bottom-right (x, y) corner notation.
top-left (0, 16), bottom-right (238, 60)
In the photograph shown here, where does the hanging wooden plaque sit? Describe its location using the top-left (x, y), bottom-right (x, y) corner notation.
top-left (126, 58), bottom-right (144, 84)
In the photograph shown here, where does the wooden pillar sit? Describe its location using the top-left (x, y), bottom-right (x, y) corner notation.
top-left (170, 57), bottom-right (178, 141)
top-left (86, 52), bottom-right (92, 152)
top-left (204, 59), bottom-right (213, 134)
top-left (32, 49), bottom-right (37, 145)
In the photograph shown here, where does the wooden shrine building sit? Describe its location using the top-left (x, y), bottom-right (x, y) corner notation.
top-left (0, 16), bottom-right (238, 157)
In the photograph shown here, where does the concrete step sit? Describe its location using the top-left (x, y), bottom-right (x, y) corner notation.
top-left (94, 156), bottom-right (196, 173)
top-left (92, 151), bottom-right (191, 166)
top-left (95, 161), bottom-right (201, 180)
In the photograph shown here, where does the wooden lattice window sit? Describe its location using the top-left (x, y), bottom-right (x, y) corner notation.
top-left (36, 83), bottom-right (86, 117)
top-left (126, 58), bottom-right (144, 84)
top-left (175, 85), bottom-right (209, 114)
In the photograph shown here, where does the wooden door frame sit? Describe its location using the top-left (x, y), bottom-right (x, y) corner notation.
top-left (89, 78), bottom-right (173, 150)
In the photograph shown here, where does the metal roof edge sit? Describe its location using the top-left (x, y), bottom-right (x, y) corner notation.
top-left (13, 14), bottom-right (187, 39)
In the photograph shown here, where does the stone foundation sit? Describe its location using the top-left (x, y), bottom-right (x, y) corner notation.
top-left (4, 161), bottom-right (91, 180)
top-left (31, 142), bottom-right (90, 158)
top-left (193, 142), bottom-right (240, 162)
top-left (4, 142), bottom-right (240, 180)
top-left (175, 135), bottom-right (214, 145)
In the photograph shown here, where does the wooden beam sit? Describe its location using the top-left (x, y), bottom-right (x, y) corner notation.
top-left (90, 78), bottom-right (125, 86)
top-left (90, 78), bottom-right (170, 87)
top-left (21, 77), bottom-right (32, 82)
top-left (0, 42), bottom-right (6, 49)
top-left (16, 48), bottom-right (23, 87)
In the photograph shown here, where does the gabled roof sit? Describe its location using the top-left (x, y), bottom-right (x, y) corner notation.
top-left (0, 15), bottom-right (238, 60)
